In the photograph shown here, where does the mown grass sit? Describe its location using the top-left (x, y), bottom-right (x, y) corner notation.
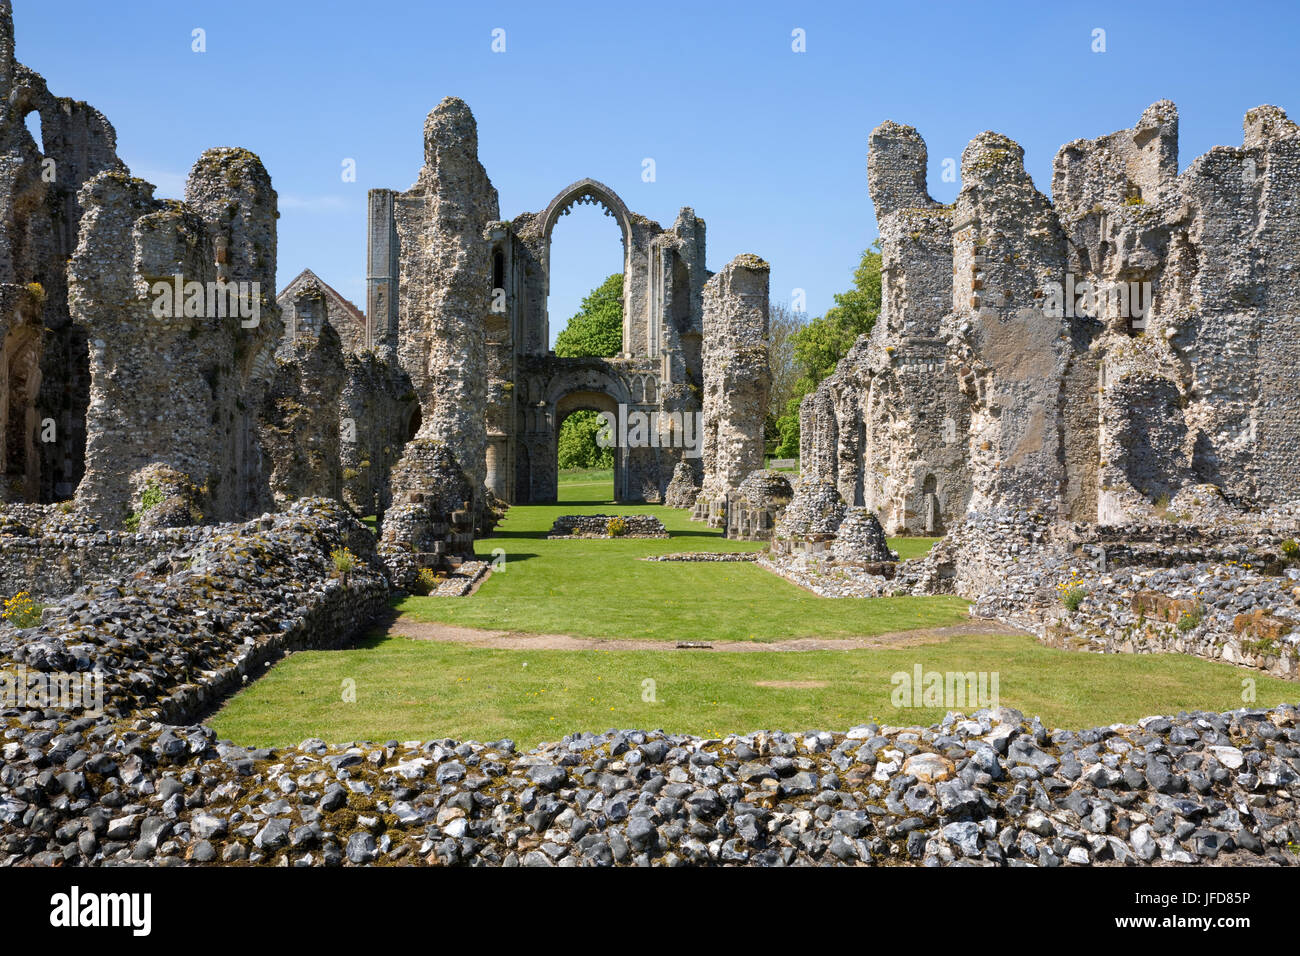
top-left (392, 484), bottom-right (957, 642)
top-left (210, 630), bottom-right (1298, 749)
top-left (211, 483), bottom-right (1295, 749)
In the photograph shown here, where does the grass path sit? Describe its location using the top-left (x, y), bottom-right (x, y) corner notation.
top-left (393, 481), bottom-right (957, 642)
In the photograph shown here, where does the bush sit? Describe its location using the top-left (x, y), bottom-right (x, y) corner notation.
top-left (1282, 539), bottom-right (1299, 561)
top-left (1056, 574), bottom-right (1087, 613)
top-left (330, 547), bottom-right (357, 574)
top-left (124, 481), bottom-right (166, 531)
top-left (412, 567), bottom-right (440, 596)
top-left (3, 591), bottom-right (45, 628)
top-left (606, 516), bottom-right (629, 538)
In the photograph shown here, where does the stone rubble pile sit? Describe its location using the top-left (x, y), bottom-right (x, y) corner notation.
top-left (3, 704), bottom-right (1297, 867)
top-left (0, 498), bottom-right (388, 724)
top-left (643, 552), bottom-right (758, 563)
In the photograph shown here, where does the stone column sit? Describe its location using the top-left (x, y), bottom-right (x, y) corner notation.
top-left (694, 254), bottom-right (770, 526)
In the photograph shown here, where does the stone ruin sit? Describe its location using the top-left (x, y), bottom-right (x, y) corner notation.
top-left (801, 100), bottom-right (1300, 534)
top-left (737, 99), bottom-right (1300, 684)
top-left (0, 0), bottom-right (769, 570)
top-left (0, 2), bottom-right (1298, 869)
top-left (367, 113), bottom-right (711, 508)
top-left (724, 468), bottom-right (792, 541)
top-left (692, 254), bottom-right (772, 527)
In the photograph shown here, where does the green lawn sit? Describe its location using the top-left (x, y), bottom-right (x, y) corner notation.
top-left (210, 482), bottom-right (1296, 749)
top-left (210, 630), bottom-right (1300, 749)
top-left (392, 485), bottom-right (958, 643)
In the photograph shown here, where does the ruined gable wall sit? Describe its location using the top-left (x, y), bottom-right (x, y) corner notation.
top-left (276, 270), bottom-right (369, 356)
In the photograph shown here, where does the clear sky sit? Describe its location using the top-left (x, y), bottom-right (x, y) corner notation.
top-left (13, 0), bottom-right (1300, 341)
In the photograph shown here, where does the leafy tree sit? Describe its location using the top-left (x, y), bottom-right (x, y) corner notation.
top-left (767, 300), bottom-right (803, 420)
top-left (554, 274), bottom-right (623, 470)
top-left (554, 274), bottom-right (624, 358)
top-left (558, 410), bottom-right (613, 469)
top-left (772, 242), bottom-right (882, 459)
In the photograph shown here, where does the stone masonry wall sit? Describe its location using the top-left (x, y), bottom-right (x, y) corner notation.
top-left (69, 149), bottom-right (282, 527)
top-left (382, 97), bottom-right (497, 519)
top-left (0, 2), bottom-right (125, 505)
top-left (804, 102), bottom-right (1300, 531)
top-left (694, 254), bottom-right (770, 527)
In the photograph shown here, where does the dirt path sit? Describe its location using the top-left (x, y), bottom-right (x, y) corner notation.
top-left (383, 615), bottom-right (1023, 653)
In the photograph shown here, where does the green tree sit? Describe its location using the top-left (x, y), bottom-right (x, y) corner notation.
top-left (554, 274), bottom-right (623, 470)
top-left (554, 273), bottom-right (624, 358)
top-left (772, 242), bottom-right (882, 459)
top-left (558, 410), bottom-right (613, 469)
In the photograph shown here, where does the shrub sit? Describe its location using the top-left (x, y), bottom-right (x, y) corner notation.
top-left (1282, 539), bottom-right (1299, 561)
top-left (330, 547), bottom-right (357, 575)
top-left (3, 591), bottom-right (45, 628)
top-left (1056, 573), bottom-right (1087, 613)
top-left (1176, 603), bottom-right (1205, 633)
top-left (412, 567), bottom-right (440, 596)
top-left (124, 481), bottom-right (166, 531)
top-left (606, 516), bottom-right (629, 538)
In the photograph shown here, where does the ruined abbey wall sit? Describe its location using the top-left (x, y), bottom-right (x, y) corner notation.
top-left (0, 1), bottom-right (124, 506)
top-left (367, 102), bottom-right (712, 508)
top-left (694, 254), bottom-right (771, 525)
top-left (804, 102), bottom-right (1300, 534)
top-left (68, 150), bottom-right (282, 527)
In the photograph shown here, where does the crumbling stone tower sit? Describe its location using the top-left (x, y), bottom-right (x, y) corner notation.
top-left (367, 97), bottom-right (497, 520)
top-left (69, 149), bottom-right (282, 526)
top-left (693, 254), bottom-right (771, 526)
top-left (946, 133), bottom-right (1071, 516)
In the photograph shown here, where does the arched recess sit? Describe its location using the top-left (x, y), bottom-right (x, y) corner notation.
top-left (555, 389), bottom-right (620, 504)
top-left (1, 325), bottom-right (43, 502)
top-left (537, 178), bottom-right (634, 353)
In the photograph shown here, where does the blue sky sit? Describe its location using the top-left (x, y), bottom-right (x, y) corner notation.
top-left (14, 0), bottom-right (1300, 341)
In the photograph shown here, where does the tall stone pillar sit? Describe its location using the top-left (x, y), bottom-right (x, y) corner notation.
top-left (693, 254), bottom-right (770, 526)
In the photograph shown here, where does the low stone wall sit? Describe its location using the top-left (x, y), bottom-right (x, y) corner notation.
top-left (0, 504), bottom-right (209, 601)
top-left (547, 515), bottom-right (669, 538)
top-left (758, 555), bottom-right (898, 597)
top-left (0, 497), bottom-right (390, 725)
top-left (644, 552), bottom-right (758, 563)
top-left (2, 703), bottom-right (1297, 866)
top-left (1037, 563), bottom-right (1300, 680)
